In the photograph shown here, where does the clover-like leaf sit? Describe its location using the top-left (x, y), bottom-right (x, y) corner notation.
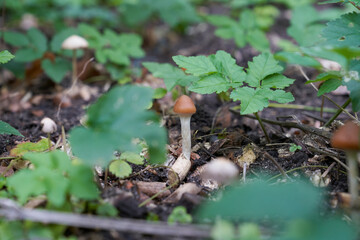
top-left (109, 160), bottom-right (132, 178)
top-left (69, 85), bottom-right (167, 167)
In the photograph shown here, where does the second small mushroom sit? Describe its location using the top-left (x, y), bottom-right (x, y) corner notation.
top-left (171, 95), bottom-right (196, 182)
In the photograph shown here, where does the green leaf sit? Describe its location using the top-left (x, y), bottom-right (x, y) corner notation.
top-left (0, 120), bottom-right (22, 136)
top-left (173, 55), bottom-right (217, 76)
top-left (27, 28), bottom-right (47, 54)
top-left (143, 62), bottom-right (196, 90)
top-left (24, 151), bottom-right (71, 172)
top-left (212, 50), bottom-right (246, 83)
top-left (268, 90), bottom-right (295, 103)
top-left (14, 48), bottom-right (43, 62)
top-left (230, 87), bottom-right (270, 114)
top-left (261, 74), bottom-right (295, 89)
top-left (306, 71), bottom-right (342, 83)
top-left (344, 80), bottom-right (360, 112)
top-left (196, 180), bottom-right (322, 221)
top-left (109, 159), bottom-right (133, 178)
top-left (10, 139), bottom-right (49, 157)
top-left (246, 53), bottom-right (283, 87)
top-left (189, 73), bottom-right (232, 94)
top-left (318, 79), bottom-right (343, 96)
top-left (323, 12), bottom-right (360, 47)
top-left (0, 50), bottom-right (15, 64)
top-left (211, 220), bottom-right (236, 240)
top-left (3, 31), bottom-right (30, 47)
top-left (68, 165), bottom-right (99, 200)
top-left (246, 29), bottom-right (270, 52)
top-left (120, 152), bottom-right (144, 165)
top-left (42, 58), bottom-right (71, 83)
top-left (275, 51), bottom-right (321, 68)
top-left (69, 85), bottom-right (167, 167)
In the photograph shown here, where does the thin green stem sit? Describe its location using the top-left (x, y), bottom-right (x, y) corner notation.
top-left (268, 103), bottom-right (337, 113)
top-left (267, 165), bottom-right (330, 182)
top-left (324, 98), bottom-right (352, 127)
top-left (254, 112), bottom-right (270, 143)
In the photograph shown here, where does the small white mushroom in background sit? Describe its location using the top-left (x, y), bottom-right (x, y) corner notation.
top-left (170, 95), bottom-right (196, 183)
top-left (201, 157), bottom-right (239, 186)
top-left (41, 117), bottom-right (57, 151)
top-left (61, 35), bottom-right (89, 85)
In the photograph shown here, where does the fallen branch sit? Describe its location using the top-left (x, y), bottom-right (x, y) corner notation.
top-left (0, 198), bottom-right (211, 238)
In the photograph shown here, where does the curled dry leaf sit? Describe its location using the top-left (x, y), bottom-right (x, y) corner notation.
top-left (163, 183), bottom-right (201, 203)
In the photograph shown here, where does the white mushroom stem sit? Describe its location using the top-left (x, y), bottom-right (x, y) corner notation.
top-left (180, 115), bottom-right (192, 160)
top-left (346, 150), bottom-right (359, 208)
top-left (72, 49), bottom-right (78, 85)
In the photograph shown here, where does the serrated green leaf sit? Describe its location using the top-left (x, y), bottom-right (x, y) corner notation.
top-left (189, 73), bottom-right (232, 94)
top-left (0, 120), bottom-right (22, 136)
top-left (69, 85), bottom-right (167, 167)
top-left (4, 31), bottom-right (30, 47)
top-left (230, 87), bottom-right (270, 114)
top-left (261, 74), bottom-right (295, 89)
top-left (27, 28), bottom-right (47, 53)
top-left (268, 90), bottom-right (295, 103)
top-left (173, 55), bottom-right (217, 76)
top-left (10, 139), bottom-right (49, 157)
top-left (323, 12), bottom-right (360, 47)
top-left (42, 58), bottom-right (71, 83)
top-left (109, 159), bottom-right (132, 178)
top-left (0, 50), bottom-right (15, 64)
top-left (143, 62), bottom-right (196, 90)
top-left (246, 53), bottom-right (283, 87)
top-left (317, 79), bottom-right (342, 96)
top-left (206, 15), bottom-right (237, 27)
top-left (120, 152), bottom-right (144, 165)
top-left (106, 49), bottom-right (130, 65)
top-left (212, 50), bottom-right (246, 83)
top-left (23, 151), bottom-right (71, 172)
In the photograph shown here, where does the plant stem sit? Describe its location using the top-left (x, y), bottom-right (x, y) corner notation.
top-left (349, 1), bottom-right (360, 11)
top-left (47, 133), bottom-right (51, 151)
top-left (138, 181), bottom-right (178, 207)
top-left (268, 103), bottom-right (337, 113)
top-left (254, 112), bottom-right (270, 143)
top-left (324, 98), bottom-right (352, 127)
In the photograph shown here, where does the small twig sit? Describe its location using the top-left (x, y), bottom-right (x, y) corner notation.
top-left (138, 180), bottom-right (178, 207)
top-left (254, 112), bottom-right (271, 143)
top-left (231, 111), bottom-right (332, 139)
top-left (324, 98), bottom-right (352, 127)
top-left (0, 199), bottom-right (210, 238)
top-left (298, 66), bottom-right (357, 122)
top-left (56, 57), bottom-right (94, 119)
top-left (349, 1), bottom-right (360, 10)
top-left (251, 144), bottom-right (289, 179)
top-left (267, 165), bottom-right (331, 182)
top-left (268, 103), bottom-right (337, 113)
top-left (322, 162), bottom-right (336, 178)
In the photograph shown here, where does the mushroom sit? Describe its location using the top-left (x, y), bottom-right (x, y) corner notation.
top-left (41, 117), bottom-right (57, 151)
top-left (173, 95), bottom-right (196, 160)
top-left (61, 35), bottom-right (89, 85)
top-left (170, 95), bottom-right (196, 182)
top-left (331, 121), bottom-right (360, 208)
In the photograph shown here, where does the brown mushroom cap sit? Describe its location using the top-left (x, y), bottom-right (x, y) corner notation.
top-left (173, 95), bottom-right (196, 115)
top-left (331, 121), bottom-right (360, 150)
